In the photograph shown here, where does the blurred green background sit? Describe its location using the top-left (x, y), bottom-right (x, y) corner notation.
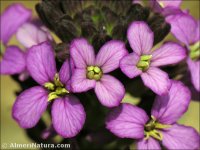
top-left (0, 0), bottom-right (199, 149)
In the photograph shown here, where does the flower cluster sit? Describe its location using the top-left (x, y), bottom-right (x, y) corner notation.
top-left (0, 1), bottom-right (199, 150)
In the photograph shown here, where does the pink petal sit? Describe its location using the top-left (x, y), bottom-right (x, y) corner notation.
top-left (187, 58), bottom-right (200, 91)
top-left (52, 96), bottom-right (86, 138)
top-left (166, 13), bottom-right (197, 45)
top-left (162, 124), bottom-right (200, 150)
top-left (70, 38), bottom-right (95, 69)
top-left (27, 42), bottom-right (57, 85)
top-left (120, 53), bottom-right (142, 78)
top-left (127, 21), bottom-right (154, 55)
top-left (0, 4), bottom-right (31, 44)
top-left (106, 103), bottom-right (148, 139)
top-left (0, 46), bottom-right (26, 75)
top-left (16, 23), bottom-right (52, 48)
top-left (137, 137), bottom-right (161, 150)
top-left (151, 80), bottom-right (191, 124)
top-left (141, 67), bottom-right (170, 95)
top-left (95, 75), bottom-right (125, 107)
top-left (12, 86), bottom-right (48, 128)
top-left (59, 59), bottom-right (74, 85)
top-left (151, 42), bottom-right (186, 67)
top-left (95, 40), bottom-right (128, 73)
top-left (71, 69), bottom-right (96, 92)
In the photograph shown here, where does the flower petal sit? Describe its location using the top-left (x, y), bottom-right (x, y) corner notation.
top-left (95, 75), bottom-right (125, 107)
top-left (151, 80), bottom-right (191, 124)
top-left (120, 53), bottom-right (142, 78)
top-left (0, 4), bottom-right (31, 44)
top-left (137, 137), bottom-right (161, 150)
top-left (59, 59), bottom-right (74, 85)
top-left (151, 42), bottom-right (186, 67)
top-left (95, 40), bottom-right (127, 73)
top-left (52, 96), bottom-right (86, 138)
top-left (162, 124), bottom-right (200, 150)
top-left (27, 42), bottom-right (57, 85)
top-left (127, 21), bottom-right (154, 55)
top-left (106, 103), bottom-right (148, 139)
top-left (187, 58), bottom-right (200, 91)
top-left (12, 86), bottom-right (48, 128)
top-left (70, 38), bottom-right (95, 68)
top-left (0, 46), bottom-right (26, 75)
top-left (141, 67), bottom-right (170, 95)
top-left (71, 69), bottom-right (96, 92)
top-left (166, 13), bottom-right (197, 45)
top-left (16, 23), bottom-right (51, 48)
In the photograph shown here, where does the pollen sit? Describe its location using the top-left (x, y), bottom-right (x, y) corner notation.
top-left (44, 73), bottom-right (69, 101)
top-left (144, 116), bottom-right (171, 141)
top-left (137, 55), bottom-right (152, 71)
top-left (86, 66), bottom-right (103, 81)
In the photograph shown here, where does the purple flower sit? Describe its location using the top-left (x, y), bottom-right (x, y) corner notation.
top-left (0, 4), bottom-right (52, 80)
top-left (166, 13), bottom-right (200, 91)
top-left (16, 22), bottom-right (53, 49)
top-left (0, 4), bottom-right (31, 44)
top-left (120, 21), bottom-right (186, 95)
top-left (12, 42), bottom-right (86, 138)
top-left (70, 38), bottom-right (127, 107)
top-left (106, 80), bottom-right (200, 150)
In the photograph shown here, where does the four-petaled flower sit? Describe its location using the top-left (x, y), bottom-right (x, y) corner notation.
top-left (166, 12), bottom-right (200, 92)
top-left (106, 80), bottom-right (200, 150)
top-left (120, 21), bottom-right (186, 95)
top-left (70, 38), bottom-right (127, 107)
top-left (12, 42), bottom-right (86, 138)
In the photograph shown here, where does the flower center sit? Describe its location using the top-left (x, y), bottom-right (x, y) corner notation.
top-left (137, 55), bottom-right (152, 71)
top-left (44, 73), bottom-right (69, 101)
top-left (144, 116), bottom-right (171, 141)
top-left (86, 66), bottom-right (103, 81)
top-left (189, 41), bottom-right (200, 61)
